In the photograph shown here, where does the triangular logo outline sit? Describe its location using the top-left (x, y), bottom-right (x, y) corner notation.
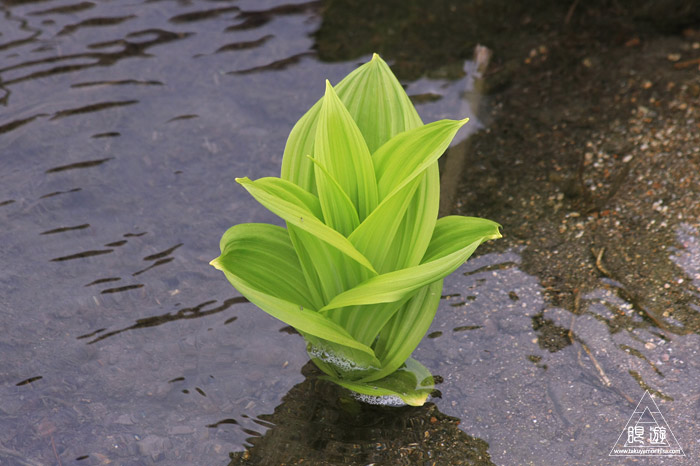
top-left (609, 390), bottom-right (685, 456)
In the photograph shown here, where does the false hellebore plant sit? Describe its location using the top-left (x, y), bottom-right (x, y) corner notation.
top-left (211, 54), bottom-right (501, 406)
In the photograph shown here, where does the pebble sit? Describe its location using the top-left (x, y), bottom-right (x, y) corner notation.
top-left (169, 425), bottom-right (195, 435)
top-left (138, 435), bottom-right (172, 460)
top-left (115, 414), bottom-right (134, 425)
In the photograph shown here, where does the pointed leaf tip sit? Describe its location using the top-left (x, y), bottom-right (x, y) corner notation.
top-left (459, 117), bottom-right (470, 125)
top-left (372, 52), bottom-right (380, 61)
top-left (209, 257), bottom-right (223, 270)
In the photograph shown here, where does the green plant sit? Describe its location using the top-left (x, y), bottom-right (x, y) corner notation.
top-left (211, 54), bottom-right (500, 406)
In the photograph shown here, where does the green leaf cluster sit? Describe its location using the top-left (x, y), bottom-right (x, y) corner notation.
top-left (211, 54), bottom-right (501, 406)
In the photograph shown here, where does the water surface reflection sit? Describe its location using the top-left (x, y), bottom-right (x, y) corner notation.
top-left (225, 363), bottom-right (493, 465)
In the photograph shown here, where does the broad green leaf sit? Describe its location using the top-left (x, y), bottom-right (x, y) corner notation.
top-left (240, 176), bottom-right (323, 218)
top-left (321, 357), bottom-right (434, 406)
top-left (284, 160), bottom-right (366, 304)
top-left (281, 53), bottom-right (422, 191)
top-left (236, 176), bottom-right (377, 275)
top-left (384, 165), bottom-right (439, 270)
top-left (373, 118), bottom-right (468, 200)
top-left (219, 272), bottom-right (376, 359)
top-left (216, 223), bottom-right (315, 309)
top-left (321, 217), bottom-right (500, 311)
top-left (422, 216), bottom-right (502, 262)
top-left (308, 156), bottom-right (359, 236)
top-left (337, 53), bottom-right (424, 152)
top-left (319, 244), bottom-right (468, 310)
top-left (288, 225), bottom-right (368, 306)
top-left (341, 55), bottom-right (441, 272)
top-left (349, 118), bottom-right (465, 273)
top-left (281, 102), bottom-right (321, 193)
top-left (315, 80), bottom-right (377, 221)
top-left (287, 226), bottom-right (337, 309)
top-left (211, 225), bottom-right (376, 358)
top-left (328, 293), bottom-right (413, 348)
top-left (339, 54), bottom-right (437, 273)
top-left (366, 281), bottom-right (442, 382)
top-left (348, 177), bottom-right (421, 274)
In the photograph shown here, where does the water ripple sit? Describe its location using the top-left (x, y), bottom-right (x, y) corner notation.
top-left (45, 157), bottom-right (112, 173)
top-left (27, 2), bottom-right (95, 16)
top-left (49, 101), bottom-right (138, 120)
top-left (57, 14), bottom-right (136, 36)
top-left (50, 249), bottom-right (113, 262)
top-left (40, 223), bottom-right (90, 235)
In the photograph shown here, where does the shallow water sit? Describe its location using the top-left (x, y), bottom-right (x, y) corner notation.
top-left (0, 0), bottom-right (482, 463)
top-left (2, 1), bottom-right (699, 465)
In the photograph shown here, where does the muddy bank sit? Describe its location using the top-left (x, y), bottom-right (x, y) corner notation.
top-left (454, 3), bottom-right (700, 337)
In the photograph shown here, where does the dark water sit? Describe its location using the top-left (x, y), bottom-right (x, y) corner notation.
top-left (2, 1), bottom-right (699, 465)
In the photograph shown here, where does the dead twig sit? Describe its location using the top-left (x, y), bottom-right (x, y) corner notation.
top-left (615, 286), bottom-right (674, 338)
top-left (611, 385), bottom-right (636, 405)
top-left (570, 315), bottom-right (610, 386)
top-left (576, 338), bottom-right (635, 404)
top-left (573, 288), bottom-right (581, 315)
top-left (592, 248), bottom-right (676, 338)
top-left (593, 247), bottom-right (611, 277)
top-left (50, 434), bottom-right (63, 466)
top-left (580, 341), bottom-right (611, 387)
top-left (673, 57), bottom-right (700, 69)
top-left (568, 314), bottom-right (577, 341)
top-left (570, 316), bottom-right (634, 404)
top-left (568, 290), bottom-right (581, 340)
top-left (564, 0), bottom-right (581, 25)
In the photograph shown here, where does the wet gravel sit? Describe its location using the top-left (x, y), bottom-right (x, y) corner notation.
top-left (457, 11), bottom-right (700, 339)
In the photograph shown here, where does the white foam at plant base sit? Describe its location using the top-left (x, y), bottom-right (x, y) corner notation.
top-left (351, 392), bottom-right (407, 407)
top-left (308, 344), bottom-right (375, 373)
